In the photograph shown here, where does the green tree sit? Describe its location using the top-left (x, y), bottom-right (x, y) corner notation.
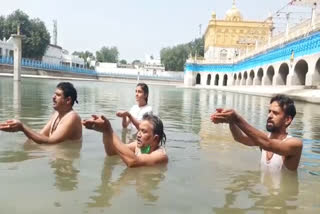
top-left (24, 18), bottom-right (51, 59)
top-left (2, 10), bottom-right (50, 59)
top-left (0, 16), bottom-right (5, 39)
top-left (96, 46), bottom-right (119, 63)
top-left (119, 59), bottom-right (127, 64)
top-left (72, 50), bottom-right (95, 67)
top-left (188, 37), bottom-right (204, 58)
top-left (160, 37), bottom-right (204, 71)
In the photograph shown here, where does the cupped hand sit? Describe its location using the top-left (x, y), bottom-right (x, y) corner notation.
top-left (116, 111), bottom-right (130, 118)
top-left (82, 115), bottom-right (112, 133)
top-left (0, 119), bottom-right (23, 132)
top-left (210, 108), bottom-right (237, 124)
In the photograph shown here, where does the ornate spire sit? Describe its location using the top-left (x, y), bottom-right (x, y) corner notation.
top-left (233, 0), bottom-right (236, 6)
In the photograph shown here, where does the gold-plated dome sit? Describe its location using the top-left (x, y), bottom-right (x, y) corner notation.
top-left (211, 11), bottom-right (216, 19)
top-left (225, 0), bottom-right (243, 21)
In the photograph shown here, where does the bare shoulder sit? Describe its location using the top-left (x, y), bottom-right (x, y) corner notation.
top-left (65, 111), bottom-right (81, 122)
top-left (151, 147), bottom-right (168, 162)
top-left (127, 141), bottom-right (137, 152)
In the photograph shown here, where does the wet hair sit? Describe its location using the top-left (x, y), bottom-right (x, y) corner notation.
top-left (137, 83), bottom-right (149, 104)
top-left (56, 82), bottom-right (78, 106)
top-left (270, 94), bottom-right (296, 119)
top-left (142, 113), bottom-right (166, 146)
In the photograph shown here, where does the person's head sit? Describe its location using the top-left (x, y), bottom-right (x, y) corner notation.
top-left (266, 95), bottom-right (296, 132)
top-left (53, 82), bottom-right (78, 110)
top-left (137, 113), bottom-right (166, 150)
top-left (136, 83), bottom-right (149, 105)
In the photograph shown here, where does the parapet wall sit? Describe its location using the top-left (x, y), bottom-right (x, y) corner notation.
top-left (0, 64), bottom-right (98, 80)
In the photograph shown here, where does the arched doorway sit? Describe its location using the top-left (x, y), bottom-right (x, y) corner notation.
top-left (238, 73), bottom-right (242, 86)
top-left (223, 74), bottom-right (228, 86)
top-left (257, 68), bottom-right (263, 85)
top-left (293, 60), bottom-right (308, 85)
top-left (215, 74), bottom-right (219, 86)
top-left (243, 71), bottom-right (248, 85)
top-left (315, 58), bottom-right (320, 85)
top-left (207, 74), bottom-right (211, 85)
top-left (278, 63), bottom-right (289, 85)
top-left (266, 66), bottom-right (275, 85)
top-left (196, 73), bottom-right (201, 85)
top-left (233, 74), bottom-right (237, 86)
top-left (249, 70), bottom-right (254, 85)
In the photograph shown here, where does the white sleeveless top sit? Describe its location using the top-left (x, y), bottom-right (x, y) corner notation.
top-left (260, 135), bottom-right (291, 171)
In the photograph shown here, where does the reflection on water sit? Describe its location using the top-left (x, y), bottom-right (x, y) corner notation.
top-left (0, 78), bottom-right (320, 213)
top-left (87, 158), bottom-right (167, 208)
top-left (213, 170), bottom-right (299, 214)
top-left (24, 140), bottom-right (82, 191)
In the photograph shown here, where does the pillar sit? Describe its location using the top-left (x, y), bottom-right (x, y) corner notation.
top-left (10, 34), bottom-right (24, 81)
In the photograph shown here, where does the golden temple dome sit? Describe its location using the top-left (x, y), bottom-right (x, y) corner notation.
top-left (225, 0), bottom-right (243, 21)
top-left (211, 11), bottom-right (216, 19)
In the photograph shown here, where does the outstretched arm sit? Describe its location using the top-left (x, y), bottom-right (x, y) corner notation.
top-left (214, 109), bottom-right (302, 156)
top-left (116, 111), bottom-right (140, 130)
top-left (0, 114), bottom-right (79, 144)
top-left (211, 109), bottom-right (256, 146)
top-left (233, 113), bottom-right (302, 156)
top-left (229, 122), bottom-right (257, 146)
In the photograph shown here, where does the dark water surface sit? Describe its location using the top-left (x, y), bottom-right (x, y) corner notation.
top-left (0, 77), bottom-right (319, 213)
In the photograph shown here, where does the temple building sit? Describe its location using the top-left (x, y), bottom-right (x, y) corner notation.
top-left (204, 0), bottom-right (273, 63)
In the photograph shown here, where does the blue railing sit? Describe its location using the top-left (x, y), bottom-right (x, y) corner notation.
top-left (0, 56), bottom-right (97, 76)
top-left (21, 58), bottom-right (97, 76)
top-left (98, 72), bottom-right (184, 81)
top-left (0, 56), bottom-right (13, 65)
top-left (185, 31), bottom-right (320, 73)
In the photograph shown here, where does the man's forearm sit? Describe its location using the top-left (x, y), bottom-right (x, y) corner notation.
top-left (103, 131), bottom-right (117, 155)
top-left (111, 133), bottom-right (138, 167)
top-left (21, 124), bottom-right (50, 144)
top-left (122, 117), bottom-right (129, 128)
top-left (234, 114), bottom-right (270, 148)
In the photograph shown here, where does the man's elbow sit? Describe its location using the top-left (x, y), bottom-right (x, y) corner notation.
top-left (126, 160), bottom-right (139, 168)
top-left (106, 150), bottom-right (117, 156)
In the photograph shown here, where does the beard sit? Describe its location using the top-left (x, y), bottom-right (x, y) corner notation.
top-left (266, 122), bottom-right (277, 132)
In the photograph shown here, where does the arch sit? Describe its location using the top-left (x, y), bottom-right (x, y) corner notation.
top-left (278, 63), bottom-right (289, 85)
top-left (265, 66), bottom-right (275, 85)
top-left (207, 74), bottom-right (211, 85)
top-left (238, 73), bottom-right (242, 86)
top-left (243, 71), bottom-right (248, 85)
top-left (214, 74), bottom-right (219, 86)
top-left (256, 68), bottom-right (263, 85)
top-left (196, 73), bottom-right (201, 85)
top-left (293, 60), bottom-right (308, 85)
top-left (223, 74), bottom-right (228, 86)
top-left (233, 74), bottom-right (237, 86)
top-left (248, 70), bottom-right (254, 85)
top-left (314, 58), bottom-right (320, 85)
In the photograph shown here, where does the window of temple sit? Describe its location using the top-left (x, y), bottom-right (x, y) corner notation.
top-left (220, 49), bottom-right (228, 60)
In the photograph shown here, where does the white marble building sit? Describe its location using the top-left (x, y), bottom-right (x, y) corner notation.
top-left (0, 37), bottom-right (14, 58)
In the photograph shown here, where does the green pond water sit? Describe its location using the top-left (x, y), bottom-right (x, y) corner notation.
top-left (0, 77), bottom-right (319, 213)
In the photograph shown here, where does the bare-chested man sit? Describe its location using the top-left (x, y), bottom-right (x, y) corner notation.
top-left (0, 82), bottom-right (82, 144)
top-left (211, 95), bottom-right (302, 171)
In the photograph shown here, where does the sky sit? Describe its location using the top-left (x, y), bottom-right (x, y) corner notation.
top-left (0, 0), bottom-right (291, 62)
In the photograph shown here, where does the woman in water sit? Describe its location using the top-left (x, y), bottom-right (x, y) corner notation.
top-left (116, 83), bottom-right (152, 130)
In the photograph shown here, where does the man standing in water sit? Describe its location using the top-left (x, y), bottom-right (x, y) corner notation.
top-left (83, 113), bottom-right (168, 167)
top-left (211, 95), bottom-right (302, 171)
top-left (0, 82), bottom-right (82, 144)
